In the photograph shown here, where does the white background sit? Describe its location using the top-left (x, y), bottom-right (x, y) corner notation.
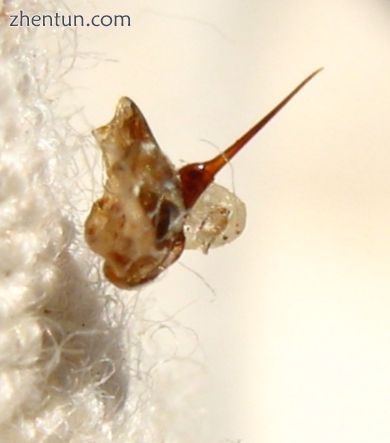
top-left (66, 1), bottom-right (390, 442)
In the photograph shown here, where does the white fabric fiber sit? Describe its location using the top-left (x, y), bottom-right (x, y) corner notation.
top-left (0, 2), bottom-right (206, 442)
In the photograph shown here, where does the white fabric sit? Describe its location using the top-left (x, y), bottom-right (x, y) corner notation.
top-left (0, 2), bottom-right (204, 442)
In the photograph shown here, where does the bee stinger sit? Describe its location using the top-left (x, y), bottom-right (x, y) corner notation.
top-left (85, 68), bottom-right (322, 289)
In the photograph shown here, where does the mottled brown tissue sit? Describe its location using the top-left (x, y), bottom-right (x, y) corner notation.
top-left (85, 97), bottom-right (186, 288)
